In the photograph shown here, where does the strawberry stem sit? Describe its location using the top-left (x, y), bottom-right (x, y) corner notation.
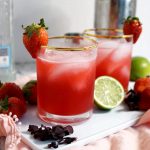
top-left (38, 18), bottom-right (48, 30)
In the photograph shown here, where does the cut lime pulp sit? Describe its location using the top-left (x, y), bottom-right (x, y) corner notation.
top-left (94, 76), bottom-right (125, 109)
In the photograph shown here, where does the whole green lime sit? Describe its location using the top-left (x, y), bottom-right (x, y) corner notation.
top-left (130, 56), bottom-right (150, 81)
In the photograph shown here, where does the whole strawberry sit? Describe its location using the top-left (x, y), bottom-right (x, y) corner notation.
top-left (0, 97), bottom-right (26, 118)
top-left (134, 76), bottom-right (150, 94)
top-left (22, 80), bottom-right (37, 105)
top-left (22, 18), bottom-right (48, 58)
top-left (123, 16), bottom-right (142, 43)
top-left (138, 87), bottom-right (150, 110)
top-left (0, 82), bottom-right (25, 100)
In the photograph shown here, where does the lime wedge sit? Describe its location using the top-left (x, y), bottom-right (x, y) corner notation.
top-left (94, 76), bottom-right (125, 109)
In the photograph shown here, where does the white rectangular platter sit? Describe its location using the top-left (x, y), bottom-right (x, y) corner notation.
top-left (20, 104), bottom-right (144, 150)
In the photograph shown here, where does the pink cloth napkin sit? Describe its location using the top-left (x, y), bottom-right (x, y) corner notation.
top-left (0, 110), bottom-right (150, 150)
top-left (0, 114), bottom-right (31, 150)
top-left (67, 110), bottom-right (150, 150)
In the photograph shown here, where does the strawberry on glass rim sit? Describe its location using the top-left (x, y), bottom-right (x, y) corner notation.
top-left (123, 16), bottom-right (142, 44)
top-left (22, 18), bottom-right (48, 58)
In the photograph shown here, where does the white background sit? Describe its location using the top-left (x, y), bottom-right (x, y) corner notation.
top-left (13, 0), bottom-right (150, 63)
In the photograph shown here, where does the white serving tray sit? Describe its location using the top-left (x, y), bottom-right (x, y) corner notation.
top-left (14, 68), bottom-right (143, 149)
top-left (19, 104), bottom-right (144, 150)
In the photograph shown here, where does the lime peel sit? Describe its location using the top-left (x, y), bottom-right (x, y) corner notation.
top-left (94, 76), bottom-right (125, 109)
top-left (130, 56), bottom-right (150, 81)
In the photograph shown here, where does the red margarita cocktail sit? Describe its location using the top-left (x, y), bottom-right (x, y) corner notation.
top-left (84, 29), bottom-right (133, 90)
top-left (36, 36), bottom-right (97, 124)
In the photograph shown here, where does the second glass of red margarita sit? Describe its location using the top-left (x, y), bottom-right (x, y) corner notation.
top-left (83, 29), bottom-right (133, 90)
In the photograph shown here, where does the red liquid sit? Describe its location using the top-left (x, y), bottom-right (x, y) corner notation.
top-left (36, 57), bottom-right (96, 116)
top-left (96, 41), bottom-right (132, 90)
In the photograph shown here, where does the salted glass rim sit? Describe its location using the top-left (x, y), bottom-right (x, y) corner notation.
top-left (41, 36), bottom-right (97, 51)
top-left (83, 28), bottom-right (133, 39)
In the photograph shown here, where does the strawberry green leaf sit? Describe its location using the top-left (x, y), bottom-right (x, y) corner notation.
top-left (38, 18), bottom-right (48, 30)
top-left (132, 17), bottom-right (139, 21)
top-left (22, 18), bottom-right (48, 38)
top-left (0, 81), bottom-right (3, 88)
top-left (0, 97), bottom-right (9, 111)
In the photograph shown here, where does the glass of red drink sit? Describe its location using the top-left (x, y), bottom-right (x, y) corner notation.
top-left (36, 36), bottom-right (97, 124)
top-left (83, 28), bottom-right (133, 90)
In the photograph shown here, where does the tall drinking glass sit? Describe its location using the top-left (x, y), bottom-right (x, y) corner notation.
top-left (36, 36), bottom-right (97, 124)
top-left (83, 29), bottom-right (133, 90)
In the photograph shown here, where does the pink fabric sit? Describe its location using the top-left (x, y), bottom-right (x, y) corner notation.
top-left (67, 110), bottom-right (150, 150)
top-left (0, 114), bottom-right (31, 150)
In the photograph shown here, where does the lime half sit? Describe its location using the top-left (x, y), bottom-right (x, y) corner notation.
top-left (94, 76), bottom-right (125, 109)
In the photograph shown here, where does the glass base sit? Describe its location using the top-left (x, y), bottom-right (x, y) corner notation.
top-left (38, 109), bottom-right (93, 125)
